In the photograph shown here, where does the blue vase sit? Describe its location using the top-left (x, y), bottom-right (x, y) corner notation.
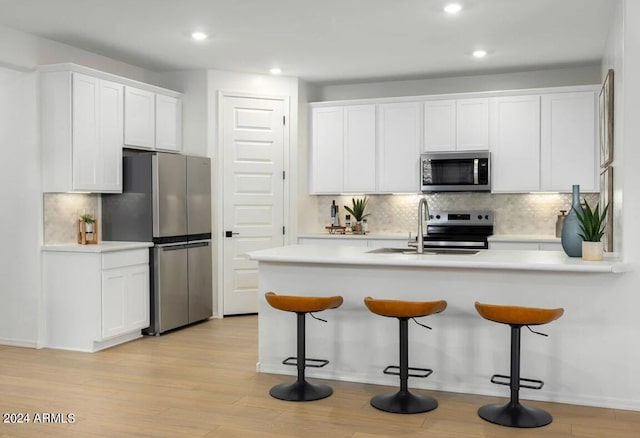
top-left (561, 185), bottom-right (583, 257)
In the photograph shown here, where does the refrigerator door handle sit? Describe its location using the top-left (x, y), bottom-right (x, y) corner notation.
top-left (184, 241), bottom-right (210, 249)
top-left (158, 243), bottom-right (187, 251)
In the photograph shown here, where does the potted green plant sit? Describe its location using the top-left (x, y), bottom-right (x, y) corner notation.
top-left (344, 197), bottom-right (370, 233)
top-left (573, 200), bottom-right (608, 261)
top-left (80, 213), bottom-right (95, 234)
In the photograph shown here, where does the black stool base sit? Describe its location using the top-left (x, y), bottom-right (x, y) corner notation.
top-left (269, 380), bottom-right (333, 402)
top-left (478, 401), bottom-right (552, 428)
top-left (370, 390), bottom-right (438, 414)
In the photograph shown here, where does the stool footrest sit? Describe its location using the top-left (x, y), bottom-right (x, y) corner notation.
top-left (282, 357), bottom-right (329, 368)
top-left (491, 374), bottom-right (544, 390)
top-left (384, 365), bottom-right (433, 379)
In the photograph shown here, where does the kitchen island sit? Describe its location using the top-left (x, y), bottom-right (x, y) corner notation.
top-left (248, 244), bottom-right (633, 410)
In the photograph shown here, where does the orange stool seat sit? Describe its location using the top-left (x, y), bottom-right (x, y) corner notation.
top-left (474, 301), bottom-right (564, 428)
top-left (364, 297), bottom-right (447, 414)
top-left (365, 297), bottom-right (447, 318)
top-left (475, 302), bottom-right (564, 326)
top-left (264, 292), bottom-right (343, 402)
top-left (265, 292), bottom-right (343, 313)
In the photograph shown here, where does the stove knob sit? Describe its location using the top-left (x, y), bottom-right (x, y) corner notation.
top-left (477, 215), bottom-right (483, 220)
top-left (485, 214), bottom-right (489, 220)
top-left (436, 215), bottom-right (441, 219)
top-left (429, 215), bottom-right (434, 219)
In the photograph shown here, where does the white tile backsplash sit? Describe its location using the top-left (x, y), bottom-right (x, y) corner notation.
top-left (313, 192), bottom-right (600, 235)
top-left (43, 193), bottom-right (99, 244)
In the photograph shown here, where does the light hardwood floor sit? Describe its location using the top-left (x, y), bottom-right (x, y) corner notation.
top-left (1, 316), bottom-right (639, 438)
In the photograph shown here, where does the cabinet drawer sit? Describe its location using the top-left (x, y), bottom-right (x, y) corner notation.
top-left (102, 249), bottom-right (148, 270)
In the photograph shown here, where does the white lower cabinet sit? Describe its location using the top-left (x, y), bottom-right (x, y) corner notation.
top-left (102, 264), bottom-right (149, 340)
top-left (43, 248), bottom-right (150, 352)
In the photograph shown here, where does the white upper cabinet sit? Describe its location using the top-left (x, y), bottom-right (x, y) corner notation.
top-left (155, 94), bottom-right (182, 153)
top-left (490, 95), bottom-right (541, 192)
top-left (424, 100), bottom-right (456, 152)
top-left (308, 85), bottom-right (598, 195)
top-left (541, 91), bottom-right (597, 192)
top-left (311, 106), bottom-right (344, 193)
top-left (344, 105), bottom-right (376, 192)
top-left (41, 71), bottom-right (123, 193)
top-left (423, 98), bottom-right (489, 152)
top-left (456, 98), bottom-right (489, 151)
top-left (125, 86), bottom-right (183, 153)
top-left (310, 105), bottom-right (376, 194)
top-left (124, 86), bottom-right (155, 149)
top-left (377, 102), bottom-right (421, 193)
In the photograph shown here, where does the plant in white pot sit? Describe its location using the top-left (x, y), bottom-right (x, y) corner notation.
top-left (573, 200), bottom-right (608, 261)
top-left (344, 197), bottom-right (370, 233)
top-left (80, 213), bottom-right (95, 234)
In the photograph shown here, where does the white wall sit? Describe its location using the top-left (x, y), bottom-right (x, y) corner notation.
top-left (316, 64), bottom-right (602, 101)
top-left (0, 68), bottom-right (39, 347)
top-left (0, 24), bottom-right (158, 346)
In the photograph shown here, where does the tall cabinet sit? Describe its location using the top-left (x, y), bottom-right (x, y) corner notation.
top-left (41, 71), bottom-right (124, 193)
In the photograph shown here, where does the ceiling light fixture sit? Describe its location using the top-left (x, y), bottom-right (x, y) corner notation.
top-left (269, 67), bottom-right (282, 75)
top-left (444, 3), bottom-right (462, 14)
top-left (472, 50), bottom-right (488, 58)
top-left (191, 31), bottom-right (208, 41)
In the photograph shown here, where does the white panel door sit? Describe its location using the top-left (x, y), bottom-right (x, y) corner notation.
top-left (72, 73), bottom-right (100, 191)
top-left (424, 100), bottom-right (456, 152)
top-left (377, 102), bottom-right (421, 193)
top-left (223, 95), bottom-right (285, 315)
top-left (311, 106), bottom-right (343, 193)
top-left (155, 94), bottom-right (182, 152)
top-left (541, 92), bottom-right (597, 192)
top-left (124, 86), bottom-right (155, 149)
top-left (457, 98), bottom-right (489, 151)
top-left (344, 104), bottom-right (376, 192)
top-left (490, 95), bottom-right (541, 192)
top-left (98, 79), bottom-right (123, 193)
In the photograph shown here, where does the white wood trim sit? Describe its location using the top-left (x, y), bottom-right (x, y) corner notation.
top-left (38, 63), bottom-right (182, 97)
top-left (309, 84), bottom-right (600, 108)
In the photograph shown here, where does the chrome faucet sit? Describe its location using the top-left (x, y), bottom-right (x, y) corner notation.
top-left (416, 197), bottom-right (430, 254)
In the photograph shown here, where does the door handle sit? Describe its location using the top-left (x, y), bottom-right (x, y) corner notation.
top-left (225, 231), bottom-right (239, 238)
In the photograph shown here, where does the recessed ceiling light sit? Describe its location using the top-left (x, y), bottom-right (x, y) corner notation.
top-left (444, 3), bottom-right (462, 14)
top-left (269, 67), bottom-right (282, 75)
top-left (472, 50), bottom-right (488, 58)
top-left (191, 31), bottom-right (208, 41)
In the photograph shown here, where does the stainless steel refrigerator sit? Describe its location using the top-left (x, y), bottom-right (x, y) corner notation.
top-left (102, 151), bottom-right (213, 334)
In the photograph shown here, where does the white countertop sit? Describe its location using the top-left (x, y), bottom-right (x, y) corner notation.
top-left (248, 244), bottom-right (625, 273)
top-left (300, 233), bottom-right (561, 243)
top-left (299, 232), bottom-right (409, 240)
top-left (41, 241), bottom-right (153, 253)
top-left (487, 234), bottom-right (560, 243)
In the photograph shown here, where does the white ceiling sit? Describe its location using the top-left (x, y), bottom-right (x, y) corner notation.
top-left (0, 0), bottom-right (614, 83)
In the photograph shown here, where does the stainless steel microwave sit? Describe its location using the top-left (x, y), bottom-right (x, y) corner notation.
top-left (421, 151), bottom-right (490, 192)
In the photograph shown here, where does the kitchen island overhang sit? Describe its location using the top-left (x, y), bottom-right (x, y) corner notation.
top-left (249, 245), bottom-right (634, 410)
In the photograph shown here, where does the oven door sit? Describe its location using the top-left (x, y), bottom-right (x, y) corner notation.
top-left (421, 152), bottom-right (490, 192)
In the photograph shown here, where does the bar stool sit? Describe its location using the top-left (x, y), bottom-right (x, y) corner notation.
top-left (364, 297), bottom-right (447, 414)
top-left (475, 301), bottom-right (564, 428)
top-left (264, 292), bottom-right (343, 402)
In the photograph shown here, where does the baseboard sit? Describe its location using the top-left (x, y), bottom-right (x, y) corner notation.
top-left (0, 338), bottom-right (39, 349)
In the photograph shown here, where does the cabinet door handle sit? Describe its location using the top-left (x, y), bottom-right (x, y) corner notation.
top-left (225, 231), bottom-right (239, 238)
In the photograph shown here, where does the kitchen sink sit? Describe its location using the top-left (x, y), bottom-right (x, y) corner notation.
top-left (367, 247), bottom-right (480, 255)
